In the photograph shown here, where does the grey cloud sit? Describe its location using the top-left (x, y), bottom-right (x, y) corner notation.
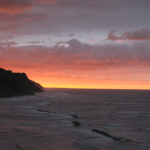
top-left (0, 41), bottom-right (17, 47)
top-left (36, 0), bottom-right (58, 4)
top-left (28, 41), bottom-right (41, 44)
top-left (34, 0), bottom-right (150, 34)
top-left (0, 0), bottom-right (32, 14)
top-left (0, 35), bottom-right (14, 40)
top-left (1, 39), bottom-right (150, 71)
top-left (42, 39), bottom-right (150, 66)
top-left (68, 33), bottom-right (75, 37)
top-left (65, 39), bottom-right (83, 48)
top-left (38, 0), bottom-right (150, 10)
top-left (0, 0), bottom-right (150, 36)
top-left (0, 0), bottom-right (32, 7)
top-left (0, 12), bottom-right (47, 22)
top-left (107, 28), bottom-right (150, 41)
top-left (0, 23), bottom-right (21, 31)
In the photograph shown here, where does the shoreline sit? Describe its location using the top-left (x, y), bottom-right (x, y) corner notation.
top-left (0, 94), bottom-right (100, 150)
top-left (0, 90), bottom-right (149, 150)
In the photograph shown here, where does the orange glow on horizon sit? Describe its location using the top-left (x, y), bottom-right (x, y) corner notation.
top-left (3, 67), bottom-right (150, 90)
top-left (33, 75), bottom-right (150, 90)
top-left (41, 83), bottom-right (150, 90)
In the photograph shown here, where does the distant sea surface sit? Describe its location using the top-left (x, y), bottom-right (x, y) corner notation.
top-left (0, 88), bottom-right (150, 150)
top-left (38, 88), bottom-right (150, 149)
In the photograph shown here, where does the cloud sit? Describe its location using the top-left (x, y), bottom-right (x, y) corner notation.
top-left (28, 41), bottom-right (41, 44)
top-left (0, 35), bottom-right (14, 40)
top-left (1, 39), bottom-right (150, 72)
top-left (36, 0), bottom-right (59, 4)
top-left (0, 41), bottom-right (17, 47)
top-left (0, 13), bottom-right (46, 22)
top-left (68, 33), bottom-right (75, 37)
top-left (35, 0), bottom-right (150, 10)
top-left (87, 29), bottom-right (91, 36)
top-left (65, 39), bottom-right (83, 49)
top-left (0, 0), bottom-right (32, 14)
top-left (0, 0), bottom-right (149, 39)
top-left (107, 28), bottom-right (150, 41)
top-left (0, 23), bottom-right (21, 31)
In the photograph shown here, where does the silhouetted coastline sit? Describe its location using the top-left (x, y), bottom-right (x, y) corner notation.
top-left (0, 68), bottom-right (44, 98)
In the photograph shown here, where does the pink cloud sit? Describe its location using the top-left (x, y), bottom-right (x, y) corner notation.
top-left (0, 23), bottom-right (21, 31)
top-left (107, 28), bottom-right (150, 41)
top-left (12, 30), bottom-right (20, 35)
top-left (0, 0), bottom-right (32, 14)
top-left (1, 39), bottom-right (150, 72)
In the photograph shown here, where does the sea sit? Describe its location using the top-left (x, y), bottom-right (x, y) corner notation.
top-left (0, 88), bottom-right (150, 150)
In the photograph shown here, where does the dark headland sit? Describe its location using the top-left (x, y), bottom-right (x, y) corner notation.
top-left (0, 68), bottom-right (44, 98)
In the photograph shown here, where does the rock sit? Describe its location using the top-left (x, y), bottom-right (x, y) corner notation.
top-left (31, 80), bottom-right (44, 89)
top-left (0, 68), bottom-right (44, 98)
top-left (16, 144), bottom-right (25, 150)
top-left (92, 129), bottom-right (135, 142)
top-left (70, 112), bottom-right (79, 118)
top-left (72, 121), bottom-right (81, 127)
top-left (37, 107), bottom-right (49, 112)
top-left (71, 114), bottom-right (78, 118)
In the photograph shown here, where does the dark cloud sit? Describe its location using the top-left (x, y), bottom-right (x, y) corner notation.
top-left (36, 0), bottom-right (58, 4)
top-left (65, 39), bottom-right (83, 49)
top-left (0, 0), bottom-right (32, 14)
top-left (31, 0), bottom-right (150, 34)
top-left (28, 41), bottom-right (41, 44)
top-left (0, 12), bottom-right (47, 35)
top-left (68, 33), bottom-right (75, 37)
top-left (107, 28), bottom-right (150, 41)
top-left (0, 12), bottom-right (46, 22)
top-left (0, 35), bottom-right (14, 40)
top-left (0, 0), bottom-right (150, 37)
top-left (0, 23), bottom-right (21, 31)
top-left (36, 0), bottom-right (150, 10)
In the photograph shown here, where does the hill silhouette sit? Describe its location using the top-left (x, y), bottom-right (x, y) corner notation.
top-left (0, 68), bottom-right (44, 98)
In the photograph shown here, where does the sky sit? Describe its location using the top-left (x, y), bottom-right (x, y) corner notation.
top-left (1, 0), bottom-right (150, 89)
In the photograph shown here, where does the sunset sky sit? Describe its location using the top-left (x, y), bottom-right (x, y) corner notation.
top-left (1, 0), bottom-right (150, 89)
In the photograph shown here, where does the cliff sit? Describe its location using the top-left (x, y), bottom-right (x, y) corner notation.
top-left (0, 68), bottom-right (44, 98)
